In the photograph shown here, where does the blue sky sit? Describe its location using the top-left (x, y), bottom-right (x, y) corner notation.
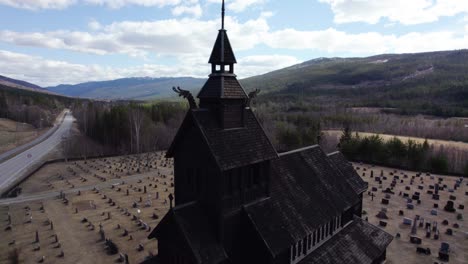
top-left (0, 0), bottom-right (467, 86)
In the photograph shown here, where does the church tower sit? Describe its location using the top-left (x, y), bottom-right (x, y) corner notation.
top-left (165, 0), bottom-right (277, 216)
top-left (197, 0), bottom-right (248, 129)
top-left (148, 3), bottom-right (392, 264)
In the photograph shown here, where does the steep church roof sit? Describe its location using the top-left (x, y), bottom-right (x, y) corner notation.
top-left (208, 29), bottom-right (237, 64)
top-left (167, 108), bottom-right (278, 171)
top-left (197, 75), bottom-right (247, 99)
top-left (149, 202), bottom-right (229, 264)
top-left (244, 145), bottom-right (362, 255)
top-left (327, 151), bottom-right (368, 194)
top-left (300, 216), bottom-right (393, 264)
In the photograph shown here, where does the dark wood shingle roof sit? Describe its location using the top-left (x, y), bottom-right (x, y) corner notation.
top-left (245, 146), bottom-right (362, 255)
top-left (328, 151), bottom-right (368, 194)
top-left (149, 202), bottom-right (228, 264)
top-left (167, 109), bottom-right (277, 171)
top-left (208, 30), bottom-right (236, 64)
top-left (197, 75), bottom-right (248, 99)
top-left (300, 217), bottom-right (393, 264)
top-left (192, 109), bottom-right (277, 170)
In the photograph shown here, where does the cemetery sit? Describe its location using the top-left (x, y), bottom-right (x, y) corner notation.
top-left (0, 152), bottom-right (465, 264)
top-left (358, 163), bottom-right (467, 264)
top-left (0, 152), bottom-right (173, 264)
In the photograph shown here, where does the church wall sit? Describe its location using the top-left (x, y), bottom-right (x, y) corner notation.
top-left (156, 218), bottom-right (196, 264)
top-left (221, 100), bottom-right (245, 129)
top-left (354, 193), bottom-right (364, 217)
top-left (221, 161), bottom-right (270, 212)
top-left (221, 209), bottom-right (273, 264)
top-left (173, 124), bottom-right (222, 213)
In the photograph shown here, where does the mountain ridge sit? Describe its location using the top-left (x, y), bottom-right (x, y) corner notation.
top-left (0, 75), bottom-right (56, 94)
top-left (47, 76), bottom-right (206, 100)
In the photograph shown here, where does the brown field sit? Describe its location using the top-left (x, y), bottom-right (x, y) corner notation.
top-left (357, 163), bottom-right (467, 264)
top-left (324, 130), bottom-right (468, 151)
top-left (0, 152), bottom-right (173, 264)
top-left (0, 118), bottom-right (48, 155)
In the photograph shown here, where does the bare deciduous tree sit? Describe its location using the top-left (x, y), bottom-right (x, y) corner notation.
top-left (129, 105), bottom-right (144, 154)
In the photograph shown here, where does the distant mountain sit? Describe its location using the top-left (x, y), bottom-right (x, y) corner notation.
top-left (47, 77), bottom-right (206, 100)
top-left (0, 75), bottom-right (54, 94)
top-left (241, 50), bottom-right (468, 117)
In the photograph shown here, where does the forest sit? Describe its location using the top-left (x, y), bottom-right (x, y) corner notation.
top-left (70, 100), bottom-right (186, 156)
top-left (0, 84), bottom-right (76, 128)
top-left (337, 126), bottom-right (468, 175)
top-left (243, 50), bottom-right (468, 118)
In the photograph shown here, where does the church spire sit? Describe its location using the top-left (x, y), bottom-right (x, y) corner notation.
top-left (197, 0), bottom-right (248, 115)
top-left (207, 0), bottom-right (236, 67)
top-left (221, 0), bottom-right (225, 30)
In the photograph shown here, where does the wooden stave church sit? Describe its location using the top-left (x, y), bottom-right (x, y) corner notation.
top-left (147, 2), bottom-right (393, 264)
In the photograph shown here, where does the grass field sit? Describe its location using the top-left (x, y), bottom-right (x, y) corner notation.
top-left (324, 130), bottom-right (468, 151)
top-left (0, 118), bottom-right (48, 155)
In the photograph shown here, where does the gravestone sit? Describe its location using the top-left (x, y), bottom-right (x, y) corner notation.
top-left (444, 201), bottom-right (455, 212)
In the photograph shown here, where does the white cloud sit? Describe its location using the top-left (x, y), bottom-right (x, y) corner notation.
top-left (206, 0), bottom-right (265, 13)
top-left (0, 0), bottom-right (76, 10)
top-left (171, 3), bottom-right (202, 17)
top-left (84, 0), bottom-right (181, 9)
top-left (265, 27), bottom-right (468, 54)
top-left (0, 50), bottom-right (204, 86)
top-left (0, 15), bottom-right (270, 57)
top-left (1, 13), bottom-right (467, 59)
top-left (228, 0), bottom-right (265, 12)
top-left (320, 0), bottom-right (468, 25)
top-left (0, 49), bottom-right (300, 86)
top-left (0, 0), bottom-right (182, 10)
top-left (88, 20), bottom-right (102, 30)
top-left (236, 55), bottom-right (300, 77)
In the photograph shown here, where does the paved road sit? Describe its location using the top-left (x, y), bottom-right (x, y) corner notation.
top-left (0, 110), bottom-right (68, 163)
top-left (0, 111), bottom-right (74, 195)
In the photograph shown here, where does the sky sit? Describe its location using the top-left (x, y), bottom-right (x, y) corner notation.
top-left (0, 0), bottom-right (467, 87)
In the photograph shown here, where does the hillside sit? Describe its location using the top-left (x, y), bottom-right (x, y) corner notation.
top-left (0, 75), bottom-right (55, 94)
top-left (47, 77), bottom-right (206, 100)
top-left (0, 83), bottom-right (79, 128)
top-left (242, 50), bottom-right (468, 117)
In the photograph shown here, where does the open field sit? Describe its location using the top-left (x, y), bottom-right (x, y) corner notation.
top-left (357, 163), bottom-right (467, 264)
top-left (0, 118), bottom-right (48, 155)
top-left (0, 152), bottom-right (173, 264)
top-left (324, 130), bottom-right (468, 151)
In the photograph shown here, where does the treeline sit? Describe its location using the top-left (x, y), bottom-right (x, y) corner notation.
top-left (72, 101), bottom-right (186, 156)
top-left (253, 102), bottom-right (322, 152)
top-left (0, 84), bottom-right (74, 127)
top-left (338, 126), bottom-right (468, 176)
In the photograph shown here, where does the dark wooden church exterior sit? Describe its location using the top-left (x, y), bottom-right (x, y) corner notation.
top-left (148, 3), bottom-right (393, 263)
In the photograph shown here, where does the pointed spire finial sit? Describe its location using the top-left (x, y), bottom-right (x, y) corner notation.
top-left (221, 0), bottom-right (225, 30)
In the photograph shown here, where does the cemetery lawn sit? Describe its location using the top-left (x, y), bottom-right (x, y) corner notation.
top-left (358, 163), bottom-right (467, 264)
top-left (0, 152), bottom-right (173, 264)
